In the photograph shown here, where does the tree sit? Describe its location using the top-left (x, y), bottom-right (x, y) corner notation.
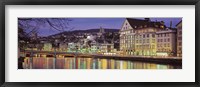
top-left (18, 18), bottom-right (73, 49)
top-left (18, 18), bottom-right (72, 32)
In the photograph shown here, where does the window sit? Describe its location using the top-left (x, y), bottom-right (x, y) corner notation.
top-left (164, 39), bottom-right (166, 42)
top-left (161, 34), bottom-right (162, 37)
top-left (178, 37), bottom-right (182, 40)
top-left (152, 39), bottom-right (155, 43)
top-left (147, 34), bottom-right (149, 37)
top-left (152, 45), bottom-right (155, 49)
top-left (167, 34), bottom-right (170, 37)
top-left (152, 34), bottom-right (155, 38)
top-left (178, 26), bottom-right (182, 29)
top-left (147, 39), bottom-right (149, 43)
top-left (143, 39), bottom-right (145, 43)
top-left (179, 42), bottom-right (182, 46)
top-left (160, 25), bottom-right (164, 29)
top-left (161, 39), bottom-right (163, 42)
top-left (179, 31), bottom-right (182, 35)
top-left (168, 38), bottom-right (170, 42)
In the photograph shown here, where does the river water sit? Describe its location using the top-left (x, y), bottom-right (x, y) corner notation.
top-left (22, 57), bottom-right (182, 69)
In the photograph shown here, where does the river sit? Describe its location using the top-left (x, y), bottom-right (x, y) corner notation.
top-left (22, 57), bottom-right (182, 69)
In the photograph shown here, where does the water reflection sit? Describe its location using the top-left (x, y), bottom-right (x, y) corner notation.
top-left (22, 57), bottom-right (181, 69)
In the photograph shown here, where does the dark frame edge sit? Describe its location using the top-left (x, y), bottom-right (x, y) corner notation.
top-left (195, 0), bottom-right (200, 86)
top-left (0, 0), bottom-right (5, 87)
top-left (0, 0), bottom-right (200, 87)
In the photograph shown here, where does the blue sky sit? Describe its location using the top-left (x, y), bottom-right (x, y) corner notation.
top-left (37, 18), bottom-right (182, 36)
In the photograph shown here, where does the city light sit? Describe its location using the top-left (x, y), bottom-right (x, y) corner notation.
top-left (18, 18), bottom-right (182, 69)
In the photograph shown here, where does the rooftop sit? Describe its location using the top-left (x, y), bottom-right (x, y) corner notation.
top-left (126, 18), bottom-right (166, 29)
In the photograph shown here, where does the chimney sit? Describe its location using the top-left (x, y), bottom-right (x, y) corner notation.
top-left (144, 18), bottom-right (150, 22)
top-left (161, 21), bottom-right (165, 25)
top-left (170, 21), bottom-right (172, 28)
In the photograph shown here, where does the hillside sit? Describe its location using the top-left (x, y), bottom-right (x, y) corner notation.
top-left (48, 28), bottom-right (120, 37)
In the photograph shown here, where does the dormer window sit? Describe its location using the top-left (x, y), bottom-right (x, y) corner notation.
top-left (160, 25), bottom-right (164, 29)
top-left (134, 26), bottom-right (137, 28)
top-left (140, 25), bottom-right (143, 28)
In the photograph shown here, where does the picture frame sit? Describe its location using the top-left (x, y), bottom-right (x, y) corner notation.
top-left (0, 0), bottom-right (199, 87)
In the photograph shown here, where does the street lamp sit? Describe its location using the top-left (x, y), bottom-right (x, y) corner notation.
top-left (28, 43), bottom-right (34, 69)
top-left (75, 45), bottom-right (79, 69)
top-left (53, 39), bottom-right (59, 69)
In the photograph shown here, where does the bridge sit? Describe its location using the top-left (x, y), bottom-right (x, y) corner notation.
top-left (23, 50), bottom-right (182, 65)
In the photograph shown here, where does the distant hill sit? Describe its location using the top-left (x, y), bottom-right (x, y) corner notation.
top-left (48, 28), bottom-right (120, 37)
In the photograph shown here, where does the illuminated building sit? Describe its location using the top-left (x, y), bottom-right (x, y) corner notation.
top-left (156, 28), bottom-right (177, 56)
top-left (176, 21), bottom-right (182, 57)
top-left (43, 43), bottom-right (52, 51)
top-left (120, 18), bottom-right (166, 56)
top-left (67, 42), bottom-right (76, 52)
top-left (59, 42), bottom-right (68, 51)
top-left (99, 43), bottom-right (114, 53)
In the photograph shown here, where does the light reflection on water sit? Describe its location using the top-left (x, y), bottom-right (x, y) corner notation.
top-left (22, 57), bottom-right (181, 69)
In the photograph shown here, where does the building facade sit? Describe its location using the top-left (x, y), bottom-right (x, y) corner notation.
top-left (156, 29), bottom-right (177, 56)
top-left (43, 43), bottom-right (52, 51)
top-left (59, 42), bottom-right (68, 51)
top-left (120, 18), bottom-right (177, 56)
top-left (176, 21), bottom-right (182, 57)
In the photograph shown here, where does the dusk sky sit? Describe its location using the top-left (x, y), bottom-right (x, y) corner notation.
top-left (36, 18), bottom-right (182, 36)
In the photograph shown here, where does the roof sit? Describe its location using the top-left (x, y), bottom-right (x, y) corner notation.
top-left (176, 20), bottom-right (182, 26)
top-left (126, 18), bottom-right (166, 29)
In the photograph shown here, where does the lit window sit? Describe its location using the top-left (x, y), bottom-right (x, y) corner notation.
top-left (152, 39), bottom-right (155, 43)
top-left (147, 39), bottom-right (149, 43)
top-left (160, 25), bottom-right (164, 29)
